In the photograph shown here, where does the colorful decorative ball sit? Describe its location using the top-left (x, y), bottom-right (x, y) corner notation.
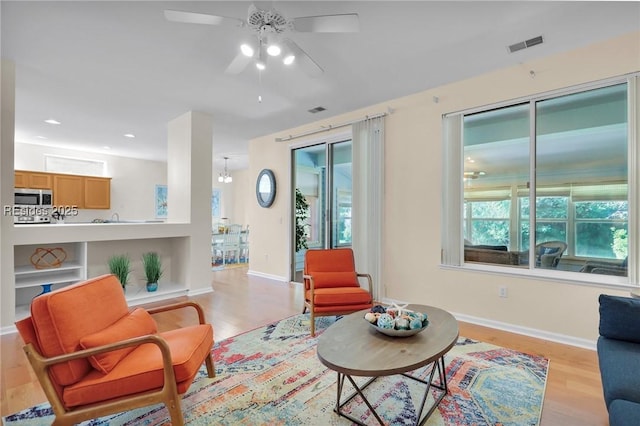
top-left (364, 312), bottom-right (377, 323)
top-left (376, 313), bottom-right (394, 329)
top-left (409, 318), bottom-right (423, 330)
top-left (371, 305), bottom-right (387, 314)
top-left (395, 317), bottom-right (410, 330)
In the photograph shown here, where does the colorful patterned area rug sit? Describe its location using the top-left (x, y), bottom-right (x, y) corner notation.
top-left (3, 314), bottom-right (548, 426)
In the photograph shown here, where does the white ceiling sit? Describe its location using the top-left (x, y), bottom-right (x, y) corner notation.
top-left (3, 1), bottom-right (639, 171)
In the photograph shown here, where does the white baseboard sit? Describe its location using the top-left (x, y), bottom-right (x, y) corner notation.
top-left (188, 287), bottom-right (214, 297)
top-left (1, 325), bottom-right (17, 335)
top-left (451, 312), bottom-right (597, 351)
top-left (247, 270), bottom-right (288, 283)
top-left (379, 297), bottom-right (596, 351)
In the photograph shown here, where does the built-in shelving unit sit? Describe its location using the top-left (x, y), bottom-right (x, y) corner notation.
top-left (14, 242), bottom-right (88, 320)
top-left (3, 222), bottom-right (206, 333)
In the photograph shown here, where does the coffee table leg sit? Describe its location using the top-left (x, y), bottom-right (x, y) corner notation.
top-left (333, 356), bottom-right (449, 426)
top-left (335, 372), bottom-right (384, 426)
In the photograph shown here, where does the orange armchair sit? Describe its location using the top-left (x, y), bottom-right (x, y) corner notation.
top-left (303, 248), bottom-right (373, 336)
top-left (15, 274), bottom-right (215, 426)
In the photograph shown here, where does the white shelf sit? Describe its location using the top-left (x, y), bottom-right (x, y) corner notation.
top-left (125, 281), bottom-right (188, 306)
top-left (14, 242), bottom-right (88, 310)
top-left (15, 262), bottom-right (84, 288)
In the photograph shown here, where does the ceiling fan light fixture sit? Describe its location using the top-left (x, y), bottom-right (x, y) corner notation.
top-left (256, 60), bottom-right (266, 70)
top-left (267, 43), bottom-right (281, 56)
top-left (240, 43), bottom-right (254, 57)
top-left (283, 53), bottom-right (295, 65)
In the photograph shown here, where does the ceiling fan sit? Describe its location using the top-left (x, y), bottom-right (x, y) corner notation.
top-left (164, 4), bottom-right (359, 78)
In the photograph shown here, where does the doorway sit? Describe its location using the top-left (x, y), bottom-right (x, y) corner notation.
top-left (291, 139), bottom-right (353, 282)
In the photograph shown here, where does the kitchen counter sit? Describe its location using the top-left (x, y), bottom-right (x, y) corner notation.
top-left (13, 222), bottom-right (192, 245)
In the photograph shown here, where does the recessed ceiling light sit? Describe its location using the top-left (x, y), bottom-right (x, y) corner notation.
top-left (102, 146), bottom-right (111, 150)
top-left (124, 133), bottom-right (135, 138)
top-left (44, 119), bottom-right (61, 125)
top-left (36, 135), bottom-right (48, 139)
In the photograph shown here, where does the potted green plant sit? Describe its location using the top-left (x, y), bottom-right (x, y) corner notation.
top-left (108, 254), bottom-right (131, 290)
top-left (295, 188), bottom-right (310, 252)
top-left (142, 251), bottom-right (163, 292)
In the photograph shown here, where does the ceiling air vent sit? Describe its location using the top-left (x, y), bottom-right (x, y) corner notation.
top-left (508, 35), bottom-right (544, 53)
top-left (308, 106), bottom-right (326, 114)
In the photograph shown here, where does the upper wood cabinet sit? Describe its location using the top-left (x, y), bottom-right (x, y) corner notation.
top-left (53, 174), bottom-right (84, 207)
top-left (15, 170), bottom-right (111, 210)
top-left (14, 171), bottom-right (26, 188)
top-left (14, 171), bottom-right (52, 189)
top-left (84, 177), bottom-right (111, 209)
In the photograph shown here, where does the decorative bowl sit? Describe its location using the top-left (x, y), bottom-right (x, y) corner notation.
top-left (367, 320), bottom-right (429, 337)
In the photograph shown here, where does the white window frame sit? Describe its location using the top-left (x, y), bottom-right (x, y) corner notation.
top-left (441, 74), bottom-right (639, 290)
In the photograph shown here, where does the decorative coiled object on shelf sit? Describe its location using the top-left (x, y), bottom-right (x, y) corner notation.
top-left (30, 247), bottom-right (67, 269)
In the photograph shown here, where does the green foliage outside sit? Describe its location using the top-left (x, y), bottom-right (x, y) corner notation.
top-left (295, 188), bottom-right (310, 252)
top-left (466, 196), bottom-right (628, 259)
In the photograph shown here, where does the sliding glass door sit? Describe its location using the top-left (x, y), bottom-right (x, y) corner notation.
top-left (291, 140), bottom-right (352, 282)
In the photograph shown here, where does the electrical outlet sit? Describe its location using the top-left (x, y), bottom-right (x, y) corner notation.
top-left (499, 286), bottom-right (508, 298)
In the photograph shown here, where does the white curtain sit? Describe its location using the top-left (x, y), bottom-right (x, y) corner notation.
top-left (441, 114), bottom-right (464, 266)
top-left (352, 116), bottom-right (384, 301)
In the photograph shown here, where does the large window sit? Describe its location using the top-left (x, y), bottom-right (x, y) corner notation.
top-left (443, 78), bottom-right (635, 283)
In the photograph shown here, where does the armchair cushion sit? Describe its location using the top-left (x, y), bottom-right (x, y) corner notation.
top-left (306, 287), bottom-right (372, 307)
top-left (310, 271), bottom-right (359, 288)
top-left (30, 275), bottom-right (130, 386)
top-left (64, 324), bottom-right (213, 407)
top-left (80, 308), bottom-right (158, 374)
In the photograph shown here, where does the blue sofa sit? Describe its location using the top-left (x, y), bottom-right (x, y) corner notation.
top-left (597, 294), bottom-right (640, 425)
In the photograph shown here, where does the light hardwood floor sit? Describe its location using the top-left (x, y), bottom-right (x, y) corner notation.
top-left (1, 267), bottom-right (608, 425)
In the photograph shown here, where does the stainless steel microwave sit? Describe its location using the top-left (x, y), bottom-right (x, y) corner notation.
top-left (13, 188), bottom-right (53, 224)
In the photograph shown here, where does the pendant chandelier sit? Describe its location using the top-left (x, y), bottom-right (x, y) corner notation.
top-left (218, 157), bottom-right (233, 183)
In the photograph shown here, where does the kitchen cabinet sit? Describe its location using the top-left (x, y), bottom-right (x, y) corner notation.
top-left (14, 170), bottom-right (53, 189)
top-left (14, 171), bottom-right (26, 188)
top-left (12, 171), bottom-right (113, 209)
top-left (53, 174), bottom-right (84, 207)
top-left (84, 177), bottom-right (111, 209)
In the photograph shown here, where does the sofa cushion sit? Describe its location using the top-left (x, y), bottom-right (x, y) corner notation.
top-left (30, 274), bottom-right (130, 386)
top-left (597, 337), bottom-right (640, 408)
top-left (79, 308), bottom-right (158, 374)
top-left (609, 399), bottom-right (640, 426)
top-left (63, 324), bottom-right (213, 408)
top-left (599, 294), bottom-right (640, 343)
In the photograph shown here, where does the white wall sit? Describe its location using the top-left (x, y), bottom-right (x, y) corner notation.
top-left (211, 167), bottom-right (251, 227)
top-left (248, 31), bottom-right (640, 344)
top-left (14, 142), bottom-right (166, 222)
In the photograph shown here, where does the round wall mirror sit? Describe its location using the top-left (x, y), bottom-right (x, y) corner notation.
top-left (256, 169), bottom-right (276, 208)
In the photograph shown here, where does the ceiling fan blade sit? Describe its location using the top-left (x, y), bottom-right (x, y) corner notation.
top-left (164, 10), bottom-right (244, 27)
top-left (292, 13), bottom-right (359, 33)
top-left (225, 51), bottom-right (253, 74)
top-left (283, 39), bottom-right (324, 78)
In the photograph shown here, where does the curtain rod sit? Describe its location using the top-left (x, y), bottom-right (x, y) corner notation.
top-left (275, 109), bottom-right (391, 142)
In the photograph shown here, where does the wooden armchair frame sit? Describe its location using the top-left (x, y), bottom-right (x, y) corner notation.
top-left (20, 301), bottom-right (215, 426)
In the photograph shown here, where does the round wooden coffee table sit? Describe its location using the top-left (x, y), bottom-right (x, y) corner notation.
top-left (317, 304), bottom-right (459, 426)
